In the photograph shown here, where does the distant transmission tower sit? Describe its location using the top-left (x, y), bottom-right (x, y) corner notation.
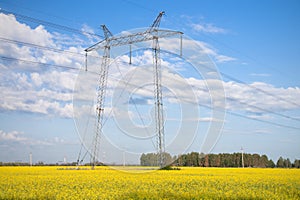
top-left (29, 152), bottom-right (32, 166)
top-left (85, 11), bottom-right (183, 169)
top-left (241, 147), bottom-right (245, 168)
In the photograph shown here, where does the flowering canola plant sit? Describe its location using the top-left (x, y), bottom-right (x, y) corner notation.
top-left (0, 166), bottom-right (299, 199)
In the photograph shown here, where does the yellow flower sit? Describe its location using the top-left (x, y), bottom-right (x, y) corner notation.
top-left (0, 166), bottom-right (299, 199)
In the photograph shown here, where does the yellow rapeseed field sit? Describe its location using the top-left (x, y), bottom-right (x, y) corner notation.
top-left (0, 166), bottom-right (299, 199)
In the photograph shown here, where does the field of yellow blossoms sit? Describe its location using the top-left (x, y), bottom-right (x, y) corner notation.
top-left (0, 166), bottom-right (299, 199)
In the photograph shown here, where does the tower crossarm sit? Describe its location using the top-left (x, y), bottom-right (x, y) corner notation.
top-left (85, 29), bottom-right (183, 52)
top-left (101, 24), bottom-right (113, 39)
top-left (148, 11), bottom-right (165, 32)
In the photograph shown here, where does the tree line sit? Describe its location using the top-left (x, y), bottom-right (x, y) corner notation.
top-left (140, 152), bottom-right (300, 168)
top-left (0, 161), bottom-right (78, 166)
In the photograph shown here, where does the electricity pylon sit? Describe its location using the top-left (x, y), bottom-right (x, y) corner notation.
top-left (85, 11), bottom-right (183, 169)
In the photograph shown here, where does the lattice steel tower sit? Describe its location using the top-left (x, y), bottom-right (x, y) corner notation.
top-left (85, 12), bottom-right (183, 169)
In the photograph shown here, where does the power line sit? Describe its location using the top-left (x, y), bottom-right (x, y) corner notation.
top-left (108, 75), bottom-right (300, 131)
top-left (2, 52), bottom-right (295, 120)
top-left (123, 0), bottom-right (159, 14)
top-left (0, 36), bottom-right (102, 59)
top-left (1, 9), bottom-right (299, 131)
top-left (104, 64), bottom-right (300, 131)
top-left (120, 1), bottom-right (300, 107)
top-left (0, 37), bottom-right (84, 56)
top-left (0, 9), bottom-right (103, 38)
top-left (226, 96), bottom-right (300, 122)
top-left (1, 32), bottom-right (300, 123)
top-left (220, 72), bottom-right (300, 108)
top-left (2, 8), bottom-right (299, 109)
top-left (0, 0), bottom-right (87, 31)
top-left (1, 54), bottom-right (300, 130)
top-left (189, 84), bottom-right (300, 122)
top-left (226, 111), bottom-right (300, 131)
top-left (2, 37), bottom-right (299, 114)
top-left (0, 55), bottom-right (80, 71)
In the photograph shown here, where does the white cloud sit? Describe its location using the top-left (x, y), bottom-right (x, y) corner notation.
top-left (0, 12), bottom-right (299, 122)
top-left (250, 73), bottom-right (271, 77)
top-left (74, 58), bottom-right (300, 121)
top-left (166, 117), bottom-right (224, 123)
top-left (0, 13), bottom-right (53, 46)
top-left (0, 13), bottom-right (85, 118)
top-left (0, 130), bottom-right (76, 146)
top-left (191, 23), bottom-right (227, 34)
top-left (180, 14), bottom-right (227, 34)
top-left (223, 81), bottom-right (300, 113)
top-left (175, 38), bottom-right (236, 63)
top-left (81, 24), bottom-right (101, 42)
top-left (0, 130), bottom-right (27, 142)
top-left (176, 15), bottom-right (235, 63)
top-left (215, 55), bottom-right (236, 63)
top-left (0, 68), bottom-right (75, 117)
top-left (0, 13), bottom-right (85, 71)
top-left (0, 130), bottom-right (52, 145)
top-left (30, 72), bottom-right (43, 87)
top-left (222, 128), bottom-right (272, 135)
top-left (195, 41), bottom-right (236, 63)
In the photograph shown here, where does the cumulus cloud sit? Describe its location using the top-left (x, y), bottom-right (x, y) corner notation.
top-left (160, 37), bottom-right (236, 63)
top-left (223, 81), bottom-right (300, 113)
top-left (0, 130), bottom-right (27, 142)
top-left (0, 130), bottom-right (52, 145)
top-left (0, 68), bottom-right (75, 117)
top-left (0, 13), bottom-right (83, 118)
top-left (0, 13), bottom-right (85, 70)
top-left (75, 45), bottom-right (300, 123)
top-left (0, 13), bottom-right (53, 46)
top-left (81, 24), bottom-right (102, 43)
top-left (184, 75), bottom-right (300, 114)
top-left (1, 12), bottom-right (299, 123)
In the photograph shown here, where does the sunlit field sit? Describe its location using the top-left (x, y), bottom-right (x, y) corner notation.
top-left (0, 166), bottom-right (299, 199)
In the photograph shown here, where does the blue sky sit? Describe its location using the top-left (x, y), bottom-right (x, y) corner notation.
top-left (0, 0), bottom-right (299, 164)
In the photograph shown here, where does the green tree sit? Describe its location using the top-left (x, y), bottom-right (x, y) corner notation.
top-left (204, 154), bottom-right (209, 167)
top-left (284, 158), bottom-right (292, 168)
top-left (267, 159), bottom-right (275, 168)
top-left (179, 154), bottom-right (187, 166)
top-left (140, 153), bottom-right (157, 166)
top-left (209, 154), bottom-right (220, 167)
top-left (199, 153), bottom-right (205, 167)
top-left (276, 157), bottom-right (284, 168)
top-left (252, 154), bottom-right (260, 167)
top-left (140, 152), bottom-right (173, 166)
top-left (163, 152), bottom-right (173, 165)
top-left (294, 159), bottom-right (300, 168)
top-left (259, 155), bottom-right (269, 168)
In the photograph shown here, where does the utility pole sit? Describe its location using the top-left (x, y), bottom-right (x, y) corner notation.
top-left (241, 147), bottom-right (244, 168)
top-left (85, 11), bottom-right (183, 169)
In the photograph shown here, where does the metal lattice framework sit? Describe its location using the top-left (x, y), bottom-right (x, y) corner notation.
top-left (85, 11), bottom-right (183, 169)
